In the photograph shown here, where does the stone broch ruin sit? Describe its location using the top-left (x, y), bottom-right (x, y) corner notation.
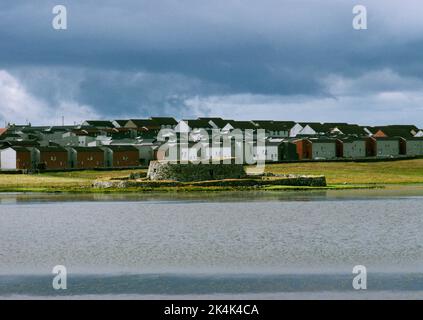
top-left (91, 161), bottom-right (326, 188)
top-left (147, 161), bottom-right (247, 182)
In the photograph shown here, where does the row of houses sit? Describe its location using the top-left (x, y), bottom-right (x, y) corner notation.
top-left (1, 117), bottom-right (423, 170)
top-left (0, 145), bottom-right (141, 170)
top-left (3, 118), bottom-right (422, 141)
top-left (293, 136), bottom-right (423, 160)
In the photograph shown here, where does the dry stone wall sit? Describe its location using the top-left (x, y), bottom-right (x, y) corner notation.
top-left (147, 161), bottom-right (247, 182)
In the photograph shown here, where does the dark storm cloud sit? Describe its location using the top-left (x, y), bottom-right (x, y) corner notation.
top-left (1, 0), bottom-right (423, 123)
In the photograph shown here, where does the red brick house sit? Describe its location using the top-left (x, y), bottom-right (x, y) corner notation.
top-left (35, 146), bottom-right (68, 170)
top-left (69, 147), bottom-right (105, 169)
top-left (103, 145), bottom-right (140, 168)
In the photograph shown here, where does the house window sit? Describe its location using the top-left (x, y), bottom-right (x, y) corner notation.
top-left (50, 156), bottom-right (57, 161)
top-left (122, 156), bottom-right (129, 161)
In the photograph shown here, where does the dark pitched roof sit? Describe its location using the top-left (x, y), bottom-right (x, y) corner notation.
top-left (307, 137), bottom-right (338, 143)
top-left (5, 124), bottom-right (48, 131)
top-left (226, 120), bottom-right (257, 130)
top-left (71, 147), bottom-right (104, 152)
top-left (339, 135), bottom-right (368, 140)
top-left (265, 140), bottom-right (285, 146)
top-left (27, 134), bottom-right (41, 140)
top-left (46, 126), bottom-right (78, 132)
top-left (20, 126), bottom-right (50, 133)
top-left (372, 126), bottom-right (415, 138)
top-left (36, 146), bottom-right (68, 152)
top-left (183, 119), bottom-right (213, 129)
top-left (113, 120), bottom-right (130, 127)
top-left (272, 121), bottom-right (297, 128)
top-left (255, 123), bottom-right (281, 131)
top-left (300, 123), bottom-right (332, 133)
top-left (104, 145), bottom-right (139, 152)
top-left (83, 120), bottom-right (115, 128)
top-left (299, 122), bottom-right (320, 127)
top-left (338, 136), bottom-right (368, 142)
top-left (126, 119), bottom-right (161, 129)
top-left (71, 129), bottom-right (98, 136)
top-left (1, 145), bottom-right (31, 152)
top-left (323, 122), bottom-right (349, 127)
top-left (77, 125), bottom-right (99, 130)
top-left (150, 117), bottom-right (177, 126)
top-left (387, 124), bottom-right (419, 131)
top-left (365, 125), bottom-right (419, 137)
top-left (252, 120), bottom-right (272, 124)
top-left (253, 121), bottom-right (292, 131)
top-left (253, 120), bottom-right (296, 126)
top-left (0, 133), bottom-right (22, 138)
top-left (2, 140), bottom-right (40, 147)
top-left (197, 117), bottom-right (231, 128)
top-left (372, 136), bottom-right (404, 141)
top-left (404, 137), bottom-right (423, 141)
top-left (333, 124), bottom-right (368, 136)
top-left (136, 130), bottom-right (160, 139)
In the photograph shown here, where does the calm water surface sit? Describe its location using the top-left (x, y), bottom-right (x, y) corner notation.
top-left (0, 187), bottom-right (422, 299)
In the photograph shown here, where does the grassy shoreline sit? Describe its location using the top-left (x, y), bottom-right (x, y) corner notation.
top-left (1, 158), bottom-right (423, 193)
top-left (0, 184), bottom-right (384, 194)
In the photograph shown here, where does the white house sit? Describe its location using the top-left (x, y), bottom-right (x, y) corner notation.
top-left (297, 123), bottom-right (331, 136)
top-left (222, 123), bottom-right (234, 132)
top-left (414, 129), bottom-right (423, 137)
top-left (174, 120), bottom-right (189, 133)
top-left (298, 125), bottom-right (316, 135)
top-left (197, 117), bottom-right (232, 130)
top-left (288, 123), bottom-right (303, 137)
top-left (0, 146), bottom-right (33, 170)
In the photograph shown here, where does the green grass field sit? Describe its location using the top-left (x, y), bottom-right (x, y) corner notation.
top-left (263, 159), bottom-right (423, 184)
top-left (0, 159), bottom-right (423, 192)
top-left (0, 169), bottom-right (147, 191)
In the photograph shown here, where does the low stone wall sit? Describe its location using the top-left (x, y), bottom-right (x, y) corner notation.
top-left (93, 175), bottom-right (326, 189)
top-left (187, 176), bottom-right (326, 187)
top-left (147, 161), bottom-right (247, 182)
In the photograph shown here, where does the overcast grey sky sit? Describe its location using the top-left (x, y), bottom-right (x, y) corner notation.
top-left (1, 0), bottom-right (423, 126)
